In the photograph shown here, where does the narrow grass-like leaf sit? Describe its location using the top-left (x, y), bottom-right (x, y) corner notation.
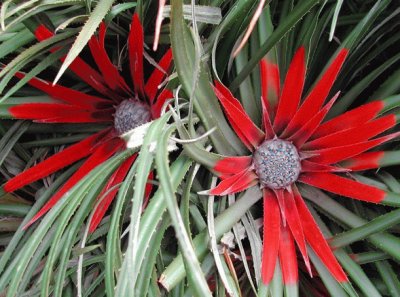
top-left (230, 0), bottom-right (320, 91)
top-left (207, 180), bottom-right (237, 297)
top-left (105, 3), bottom-right (137, 23)
top-left (0, 121), bottom-right (29, 168)
top-left (329, 0), bottom-right (344, 41)
top-left (170, 0), bottom-right (244, 155)
top-left (331, 51), bottom-right (400, 116)
top-left (49, 170), bottom-right (120, 297)
top-left (0, 29), bottom-right (34, 60)
top-left (229, 196), bottom-right (258, 294)
top-left (39, 154), bottom-right (129, 296)
top-left (0, 204), bottom-right (30, 217)
top-left (308, 205), bottom-right (380, 297)
top-left (308, 248), bottom-right (349, 297)
top-left (135, 214), bottom-right (170, 297)
top-left (105, 160), bottom-right (138, 297)
top-left (21, 134), bottom-right (90, 148)
top-left (242, 212), bottom-right (262, 284)
top-left (0, 164), bottom-right (77, 278)
top-left (53, 0), bottom-right (116, 84)
top-left (115, 115), bottom-right (170, 296)
top-left (4, 151), bottom-right (130, 297)
top-left (0, 30), bottom-right (74, 78)
top-left (375, 260), bottom-right (400, 297)
top-left (331, 207), bottom-right (400, 248)
top-left (301, 186), bottom-right (400, 262)
top-left (163, 5), bottom-right (222, 24)
top-left (156, 125), bottom-right (212, 296)
top-left (352, 252), bottom-right (390, 265)
top-left (1, 48), bottom-right (66, 101)
top-left (160, 186), bottom-right (262, 290)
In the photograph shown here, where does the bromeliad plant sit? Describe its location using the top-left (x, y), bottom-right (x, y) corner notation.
top-left (0, 14), bottom-right (172, 232)
top-left (209, 46), bottom-right (400, 290)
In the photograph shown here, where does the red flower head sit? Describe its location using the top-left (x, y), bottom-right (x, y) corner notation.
top-left (1, 14), bottom-right (173, 232)
top-left (210, 47), bottom-right (400, 288)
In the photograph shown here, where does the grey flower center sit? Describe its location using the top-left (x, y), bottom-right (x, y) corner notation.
top-left (253, 139), bottom-right (301, 190)
top-left (114, 100), bottom-right (152, 135)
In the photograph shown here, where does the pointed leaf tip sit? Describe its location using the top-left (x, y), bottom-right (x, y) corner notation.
top-left (53, 0), bottom-right (116, 84)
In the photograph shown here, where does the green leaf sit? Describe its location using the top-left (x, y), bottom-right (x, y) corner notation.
top-left (156, 125), bottom-right (212, 296)
top-left (331, 208), bottom-right (400, 249)
top-left (105, 159), bottom-right (138, 297)
top-left (1, 48), bottom-right (67, 100)
top-left (53, 0), bottom-right (115, 84)
top-left (160, 187), bottom-right (262, 290)
top-left (0, 121), bottom-right (30, 168)
top-left (375, 260), bottom-right (400, 297)
top-left (329, 0), bottom-right (344, 41)
top-left (301, 186), bottom-right (400, 263)
top-left (0, 29), bottom-right (34, 60)
top-left (115, 115), bottom-right (180, 296)
top-left (3, 151), bottom-right (130, 297)
top-left (170, 0), bottom-right (245, 155)
top-left (308, 205), bottom-right (380, 297)
top-left (229, 0), bottom-right (320, 91)
top-left (0, 165), bottom-right (77, 278)
top-left (134, 214), bottom-right (170, 297)
top-left (308, 248), bottom-right (349, 297)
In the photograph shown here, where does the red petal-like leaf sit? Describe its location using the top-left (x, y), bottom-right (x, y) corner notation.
top-left (227, 115), bottom-right (253, 150)
top-left (145, 48), bottom-right (173, 103)
top-left (89, 154), bottom-right (137, 232)
top-left (4, 130), bottom-right (110, 193)
top-left (275, 189), bottom-right (287, 225)
top-left (25, 137), bottom-right (124, 228)
top-left (151, 88), bottom-right (173, 118)
top-left (213, 81), bottom-right (265, 151)
top-left (209, 169), bottom-right (258, 196)
top-left (293, 187), bottom-right (348, 282)
top-left (340, 151), bottom-right (385, 171)
top-left (34, 25), bottom-right (111, 96)
top-left (262, 189), bottom-right (281, 285)
top-left (308, 132), bottom-right (400, 164)
top-left (304, 114), bottom-right (396, 150)
top-left (260, 59), bottom-right (280, 119)
top-left (34, 25), bottom-right (53, 40)
top-left (213, 156), bottom-right (252, 178)
top-left (312, 101), bottom-right (385, 139)
top-left (129, 14), bottom-right (145, 97)
top-left (279, 224), bottom-right (298, 285)
top-left (285, 49), bottom-right (348, 136)
top-left (274, 47), bottom-right (306, 134)
top-left (299, 172), bottom-right (386, 203)
top-left (287, 93), bottom-right (339, 147)
top-left (89, 23), bottom-right (131, 94)
top-left (284, 190), bottom-right (311, 276)
top-left (14, 72), bottom-right (110, 110)
top-left (261, 93), bottom-right (275, 139)
top-left (9, 103), bottom-right (113, 123)
top-left (301, 160), bottom-right (349, 173)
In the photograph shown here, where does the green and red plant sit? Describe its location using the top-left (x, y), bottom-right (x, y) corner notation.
top-left (209, 46), bottom-right (400, 290)
top-left (1, 14), bottom-right (172, 232)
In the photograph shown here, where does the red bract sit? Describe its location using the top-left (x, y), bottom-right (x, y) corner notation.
top-left (209, 47), bottom-right (400, 287)
top-left (2, 14), bottom-right (173, 232)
